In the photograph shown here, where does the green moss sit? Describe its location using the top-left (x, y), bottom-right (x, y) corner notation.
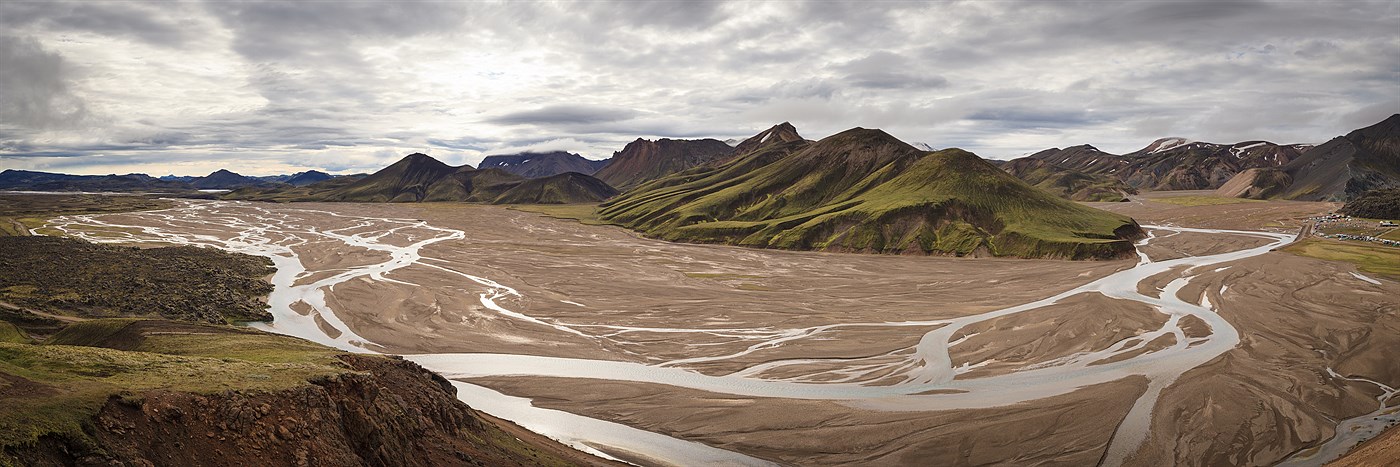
top-left (1151, 195), bottom-right (1263, 207)
top-left (0, 321), bottom-right (29, 344)
top-left (1282, 238), bottom-right (1400, 279)
top-left (0, 332), bottom-right (349, 451)
top-left (601, 136), bottom-right (1140, 259)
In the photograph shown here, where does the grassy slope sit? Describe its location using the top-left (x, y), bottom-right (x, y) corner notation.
top-left (1151, 195), bottom-right (1264, 207)
top-left (1004, 159), bottom-right (1134, 202)
top-left (0, 320), bottom-right (349, 457)
top-left (601, 130), bottom-right (1140, 259)
top-left (1282, 238), bottom-right (1400, 279)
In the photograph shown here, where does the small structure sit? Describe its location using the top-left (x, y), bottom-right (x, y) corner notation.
top-left (1382, 221), bottom-right (1398, 227)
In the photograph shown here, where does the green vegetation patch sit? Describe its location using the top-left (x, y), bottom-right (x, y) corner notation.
top-left (0, 320), bottom-right (348, 455)
top-left (505, 203), bottom-right (610, 225)
top-left (1283, 238), bottom-right (1400, 279)
top-left (0, 321), bottom-right (29, 344)
top-left (600, 132), bottom-right (1141, 260)
top-left (0, 236), bottom-right (275, 324)
top-left (1151, 195), bottom-right (1263, 207)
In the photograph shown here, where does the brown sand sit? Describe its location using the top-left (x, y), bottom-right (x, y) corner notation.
top-left (84, 198), bottom-right (1400, 466)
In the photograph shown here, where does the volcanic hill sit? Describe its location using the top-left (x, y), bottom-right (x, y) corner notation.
top-left (599, 125), bottom-right (1144, 260)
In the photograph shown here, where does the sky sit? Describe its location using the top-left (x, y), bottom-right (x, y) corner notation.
top-left (1, 0), bottom-right (1397, 176)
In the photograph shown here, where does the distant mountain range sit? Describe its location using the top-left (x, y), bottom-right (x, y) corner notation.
top-left (225, 153), bottom-right (615, 204)
top-left (2, 169), bottom-right (339, 192)
top-left (599, 123), bottom-right (1143, 260)
top-left (999, 114), bottom-right (1399, 201)
top-left (476, 151), bottom-right (610, 178)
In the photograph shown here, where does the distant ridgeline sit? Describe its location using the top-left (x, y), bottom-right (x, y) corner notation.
top-left (223, 153), bottom-right (618, 204)
top-left (997, 114), bottom-right (1400, 202)
top-left (0, 168), bottom-right (337, 192)
top-left (598, 123), bottom-right (1145, 260)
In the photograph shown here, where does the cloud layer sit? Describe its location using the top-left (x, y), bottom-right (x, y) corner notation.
top-left (1, 0), bottom-right (1396, 175)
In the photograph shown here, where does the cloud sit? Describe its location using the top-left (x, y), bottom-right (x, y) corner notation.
top-left (1, 0), bottom-right (1396, 173)
top-left (0, 36), bottom-right (90, 130)
top-left (486, 105), bottom-right (641, 126)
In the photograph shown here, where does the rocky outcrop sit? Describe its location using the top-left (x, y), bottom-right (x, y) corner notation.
top-left (8, 355), bottom-right (603, 467)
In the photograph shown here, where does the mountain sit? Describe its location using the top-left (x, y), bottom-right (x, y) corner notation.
top-left (285, 170), bottom-right (333, 186)
top-left (592, 137), bottom-right (734, 190)
top-left (191, 169), bottom-right (267, 189)
top-left (1013, 139), bottom-right (1308, 192)
top-left (225, 153), bottom-right (616, 204)
top-left (222, 175), bottom-right (367, 202)
top-left (492, 172), bottom-right (619, 204)
top-left (1001, 156), bottom-right (1137, 202)
top-left (732, 122), bottom-right (806, 156)
top-left (598, 126), bottom-right (1143, 260)
top-left (1116, 139), bottom-right (1308, 190)
top-left (477, 151), bottom-right (610, 178)
top-left (1214, 114), bottom-right (1400, 201)
top-left (1338, 188), bottom-right (1400, 219)
top-left (1212, 167), bottom-right (1293, 199)
top-left (1026, 144), bottom-right (1129, 175)
top-left (1277, 114), bottom-right (1400, 201)
top-left (0, 170), bottom-right (193, 192)
top-left (314, 153), bottom-right (515, 203)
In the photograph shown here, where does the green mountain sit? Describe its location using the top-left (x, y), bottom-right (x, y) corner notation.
top-left (492, 172), bottom-right (619, 204)
top-left (599, 126), bottom-right (1143, 259)
top-left (1000, 156), bottom-right (1137, 202)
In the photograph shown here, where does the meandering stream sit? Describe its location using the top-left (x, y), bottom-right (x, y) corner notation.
top-left (47, 200), bottom-right (1385, 466)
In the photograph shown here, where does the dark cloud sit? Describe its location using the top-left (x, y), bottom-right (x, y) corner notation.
top-left (486, 105), bottom-right (641, 126)
top-left (0, 2), bottom-right (194, 46)
top-left (1, 0), bottom-right (1396, 173)
top-left (0, 36), bottom-right (90, 130)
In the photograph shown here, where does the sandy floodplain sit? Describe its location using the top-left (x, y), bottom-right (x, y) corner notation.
top-left (45, 198), bottom-right (1400, 466)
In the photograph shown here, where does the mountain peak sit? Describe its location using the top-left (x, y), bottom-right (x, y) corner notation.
top-left (734, 122), bottom-right (805, 155)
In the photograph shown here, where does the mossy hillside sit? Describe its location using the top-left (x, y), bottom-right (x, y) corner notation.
top-left (0, 321), bottom-right (29, 344)
top-left (1001, 158), bottom-right (1135, 202)
top-left (0, 320), bottom-right (349, 458)
top-left (491, 172), bottom-right (619, 205)
top-left (601, 128), bottom-right (1142, 259)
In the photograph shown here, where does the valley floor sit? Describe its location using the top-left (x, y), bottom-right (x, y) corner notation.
top-left (43, 196), bottom-right (1399, 466)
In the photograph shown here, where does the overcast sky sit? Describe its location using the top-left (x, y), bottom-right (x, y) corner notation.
top-left (2, 0), bottom-right (1396, 176)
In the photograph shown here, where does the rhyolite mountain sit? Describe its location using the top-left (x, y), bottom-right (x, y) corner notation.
top-left (593, 137), bottom-right (734, 190)
top-left (1000, 156), bottom-right (1137, 202)
top-left (1007, 140), bottom-right (1310, 193)
top-left (477, 151), bottom-right (610, 178)
top-left (1215, 114), bottom-right (1400, 201)
top-left (599, 125), bottom-right (1144, 260)
top-left (225, 153), bottom-right (616, 204)
top-left (1266, 114), bottom-right (1399, 201)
